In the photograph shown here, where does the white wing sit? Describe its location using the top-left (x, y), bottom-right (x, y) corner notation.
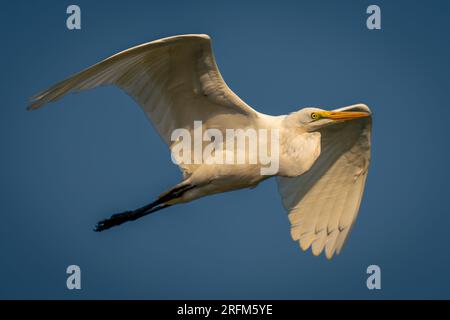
top-left (277, 104), bottom-right (371, 259)
top-left (29, 34), bottom-right (259, 174)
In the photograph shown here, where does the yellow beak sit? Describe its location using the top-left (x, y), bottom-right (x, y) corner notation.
top-left (321, 111), bottom-right (371, 121)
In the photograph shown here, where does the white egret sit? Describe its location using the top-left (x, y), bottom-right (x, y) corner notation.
top-left (29, 34), bottom-right (371, 259)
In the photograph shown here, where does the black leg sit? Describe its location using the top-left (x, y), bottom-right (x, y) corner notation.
top-left (94, 204), bottom-right (171, 232)
top-left (94, 183), bottom-right (195, 232)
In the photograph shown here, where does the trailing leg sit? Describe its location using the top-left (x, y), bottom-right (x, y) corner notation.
top-left (94, 182), bottom-right (195, 232)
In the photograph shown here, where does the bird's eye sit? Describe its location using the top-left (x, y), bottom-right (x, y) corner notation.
top-left (311, 112), bottom-right (319, 120)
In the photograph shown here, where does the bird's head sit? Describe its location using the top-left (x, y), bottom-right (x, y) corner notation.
top-left (292, 104), bottom-right (371, 132)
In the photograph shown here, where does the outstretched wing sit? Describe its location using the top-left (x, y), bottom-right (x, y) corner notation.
top-left (29, 34), bottom-right (259, 145)
top-left (277, 104), bottom-right (372, 259)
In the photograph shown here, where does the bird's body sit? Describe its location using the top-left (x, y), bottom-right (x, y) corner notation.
top-left (166, 112), bottom-right (321, 203)
top-left (29, 34), bottom-right (372, 259)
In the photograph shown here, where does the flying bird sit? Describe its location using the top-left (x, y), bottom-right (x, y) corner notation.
top-left (29, 34), bottom-right (371, 259)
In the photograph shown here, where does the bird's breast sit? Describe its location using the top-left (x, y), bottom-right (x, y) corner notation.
top-left (278, 130), bottom-right (321, 177)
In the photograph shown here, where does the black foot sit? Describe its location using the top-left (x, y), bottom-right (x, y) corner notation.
top-left (94, 204), bottom-right (172, 232)
top-left (94, 210), bottom-right (137, 232)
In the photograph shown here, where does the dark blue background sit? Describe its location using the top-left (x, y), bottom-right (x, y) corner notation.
top-left (1, 0), bottom-right (449, 299)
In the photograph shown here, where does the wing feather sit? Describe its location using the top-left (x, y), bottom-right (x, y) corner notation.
top-left (277, 104), bottom-right (371, 259)
top-left (28, 34), bottom-right (259, 144)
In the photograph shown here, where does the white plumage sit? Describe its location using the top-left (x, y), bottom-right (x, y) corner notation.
top-left (29, 34), bottom-right (371, 259)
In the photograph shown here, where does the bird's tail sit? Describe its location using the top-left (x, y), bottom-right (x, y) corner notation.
top-left (94, 182), bottom-right (195, 232)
